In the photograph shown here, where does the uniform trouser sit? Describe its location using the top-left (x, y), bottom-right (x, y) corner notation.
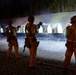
top-left (29, 46), bottom-right (37, 67)
top-left (28, 37), bottom-right (38, 67)
top-left (7, 40), bottom-right (19, 59)
top-left (63, 46), bottom-right (76, 69)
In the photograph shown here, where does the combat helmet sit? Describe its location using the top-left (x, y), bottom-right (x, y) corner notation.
top-left (6, 19), bottom-right (13, 25)
top-left (70, 15), bottom-right (76, 23)
top-left (28, 16), bottom-right (34, 23)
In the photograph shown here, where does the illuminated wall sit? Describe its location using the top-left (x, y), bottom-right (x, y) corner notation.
top-left (51, 23), bottom-right (63, 33)
top-left (18, 23), bottom-right (63, 34)
top-left (0, 23), bottom-right (63, 34)
top-left (47, 25), bottom-right (52, 33)
top-left (0, 26), bottom-right (4, 33)
top-left (39, 26), bottom-right (43, 33)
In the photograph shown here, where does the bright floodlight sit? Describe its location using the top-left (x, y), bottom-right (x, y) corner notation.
top-left (39, 26), bottom-right (43, 33)
top-left (17, 29), bottom-right (21, 33)
top-left (52, 23), bottom-right (63, 33)
top-left (47, 24), bottom-right (52, 33)
top-left (1, 28), bottom-right (3, 33)
top-left (57, 23), bottom-right (63, 33)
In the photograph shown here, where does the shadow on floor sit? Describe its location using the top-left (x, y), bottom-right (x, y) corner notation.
top-left (0, 51), bottom-right (75, 75)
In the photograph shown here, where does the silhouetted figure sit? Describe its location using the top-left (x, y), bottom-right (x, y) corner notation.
top-left (5, 19), bottom-right (19, 60)
top-left (24, 16), bottom-right (42, 69)
top-left (23, 21), bottom-right (42, 52)
top-left (63, 15), bottom-right (76, 73)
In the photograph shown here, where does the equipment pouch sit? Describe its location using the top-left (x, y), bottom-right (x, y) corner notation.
top-left (7, 38), bottom-right (11, 42)
top-left (25, 38), bottom-right (31, 48)
top-left (73, 42), bottom-right (76, 48)
top-left (65, 41), bottom-right (73, 48)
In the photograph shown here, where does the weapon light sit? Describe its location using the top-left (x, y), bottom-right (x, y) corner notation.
top-left (8, 30), bottom-right (11, 33)
top-left (26, 29), bottom-right (29, 34)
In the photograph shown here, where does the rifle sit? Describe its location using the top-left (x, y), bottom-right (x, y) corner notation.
top-left (23, 45), bottom-right (26, 52)
top-left (23, 38), bottom-right (31, 52)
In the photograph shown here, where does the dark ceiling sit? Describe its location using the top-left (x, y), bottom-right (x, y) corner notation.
top-left (0, 0), bottom-right (29, 20)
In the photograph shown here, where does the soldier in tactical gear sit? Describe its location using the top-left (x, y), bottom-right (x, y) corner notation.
top-left (5, 19), bottom-right (19, 60)
top-left (24, 16), bottom-right (42, 69)
top-left (23, 21), bottom-right (42, 52)
top-left (63, 15), bottom-right (76, 73)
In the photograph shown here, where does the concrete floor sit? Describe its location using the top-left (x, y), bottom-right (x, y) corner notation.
top-left (0, 38), bottom-right (76, 75)
top-left (0, 38), bottom-right (75, 63)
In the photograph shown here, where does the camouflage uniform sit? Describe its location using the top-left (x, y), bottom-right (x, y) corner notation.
top-left (25, 16), bottom-right (42, 68)
top-left (64, 16), bottom-right (76, 70)
top-left (5, 20), bottom-right (19, 59)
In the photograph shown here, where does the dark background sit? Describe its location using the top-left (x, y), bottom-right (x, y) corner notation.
top-left (0, 0), bottom-right (29, 19)
top-left (0, 0), bottom-right (76, 19)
